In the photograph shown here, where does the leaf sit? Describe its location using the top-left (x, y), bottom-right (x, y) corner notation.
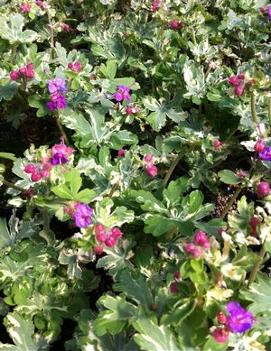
top-left (130, 190), bottom-right (168, 214)
top-left (28, 96), bottom-right (47, 117)
top-left (144, 215), bottom-right (176, 236)
top-left (0, 152), bottom-right (16, 161)
top-left (163, 177), bottom-right (189, 207)
top-left (133, 318), bottom-right (180, 351)
top-left (241, 275), bottom-right (271, 315)
top-left (0, 312), bottom-right (48, 350)
top-left (218, 170), bottom-right (241, 185)
top-left (93, 295), bottom-right (137, 336)
top-left (0, 218), bottom-right (12, 249)
top-left (0, 14), bottom-right (38, 44)
top-left (114, 270), bottom-right (153, 309)
top-left (59, 108), bottom-right (92, 137)
top-left (0, 83), bottom-right (18, 102)
top-left (110, 130), bottom-right (138, 149)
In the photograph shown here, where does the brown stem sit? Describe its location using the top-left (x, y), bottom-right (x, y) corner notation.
top-left (220, 187), bottom-right (242, 220)
top-left (56, 118), bottom-right (69, 145)
top-left (162, 154), bottom-right (182, 188)
top-left (247, 244), bottom-right (266, 286)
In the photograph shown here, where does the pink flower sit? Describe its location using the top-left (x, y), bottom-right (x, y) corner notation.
top-left (61, 23), bottom-right (73, 32)
top-left (151, 0), bottom-right (161, 12)
top-left (105, 235), bottom-right (117, 247)
top-left (213, 139), bottom-right (222, 151)
top-left (31, 172), bottom-right (42, 182)
top-left (234, 84), bottom-right (245, 96)
top-left (94, 246), bottom-right (104, 255)
top-left (68, 61), bottom-right (82, 73)
top-left (146, 164), bottom-right (158, 177)
top-left (35, 0), bottom-right (47, 10)
top-left (118, 149), bottom-right (126, 157)
top-left (249, 216), bottom-right (260, 236)
top-left (24, 164), bottom-right (36, 174)
top-left (19, 63), bottom-right (35, 79)
top-left (10, 70), bottom-right (20, 81)
top-left (193, 230), bottom-right (210, 249)
top-left (211, 327), bottom-right (229, 344)
top-left (110, 227), bottom-right (123, 239)
top-left (256, 181), bottom-right (270, 198)
top-left (183, 243), bottom-right (202, 258)
top-left (20, 3), bottom-right (31, 13)
top-left (168, 20), bottom-right (183, 31)
top-left (173, 271), bottom-right (181, 282)
top-left (254, 139), bottom-right (266, 153)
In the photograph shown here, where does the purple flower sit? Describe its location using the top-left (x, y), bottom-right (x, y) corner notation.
top-left (113, 85), bottom-right (131, 102)
top-left (50, 153), bottom-right (68, 165)
top-left (268, 6), bottom-right (271, 21)
top-left (73, 203), bottom-right (93, 228)
top-left (259, 146), bottom-right (271, 161)
top-left (226, 301), bottom-right (254, 333)
top-left (47, 95), bottom-right (67, 111)
top-left (48, 77), bottom-right (66, 95)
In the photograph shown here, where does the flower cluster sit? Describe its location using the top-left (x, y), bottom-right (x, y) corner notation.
top-left (47, 77), bottom-right (67, 111)
top-left (19, 3), bottom-right (31, 13)
top-left (68, 61), bottom-right (81, 73)
top-left (10, 63), bottom-right (35, 81)
top-left (113, 85), bottom-right (131, 102)
top-left (212, 302), bottom-right (254, 344)
top-left (73, 203), bottom-right (93, 228)
top-left (183, 230), bottom-right (210, 258)
top-left (143, 154), bottom-right (158, 177)
top-left (228, 73), bottom-right (254, 97)
top-left (24, 141), bottom-right (73, 181)
top-left (94, 223), bottom-right (123, 254)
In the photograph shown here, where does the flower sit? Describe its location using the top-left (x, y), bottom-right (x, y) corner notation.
top-left (254, 139), bottom-right (266, 153)
top-left (249, 216), bottom-right (260, 236)
top-left (151, 0), bottom-right (161, 12)
top-left (125, 105), bottom-right (140, 115)
top-left (217, 312), bottom-right (227, 325)
top-left (256, 181), bottom-right (270, 198)
top-left (19, 63), bottom-right (35, 79)
top-left (118, 149), bottom-right (126, 157)
top-left (73, 203), bottom-right (93, 228)
top-left (168, 20), bottom-right (183, 31)
top-left (113, 85), bottom-right (131, 102)
top-left (143, 154), bottom-right (153, 164)
top-left (259, 146), bottom-right (271, 161)
top-left (212, 327), bottom-right (229, 343)
top-left (183, 243), bottom-right (202, 258)
top-left (50, 140), bottom-right (73, 165)
top-left (68, 61), bottom-right (82, 73)
top-left (35, 0), bottom-right (47, 10)
top-left (169, 282), bottom-right (179, 294)
top-left (47, 95), bottom-right (67, 110)
top-left (61, 23), bottom-right (73, 32)
top-left (213, 139), bottom-right (223, 151)
top-left (228, 73), bottom-right (246, 96)
top-left (48, 78), bottom-right (66, 95)
top-left (226, 301), bottom-right (254, 333)
top-left (20, 3), bottom-right (31, 13)
top-left (50, 153), bottom-right (68, 165)
top-left (146, 164), bottom-right (158, 177)
top-left (234, 84), bottom-right (245, 96)
top-left (193, 230), bottom-right (210, 249)
top-left (10, 70), bottom-right (20, 81)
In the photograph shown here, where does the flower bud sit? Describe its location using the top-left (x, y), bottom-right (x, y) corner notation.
top-left (24, 164), bottom-right (36, 174)
top-left (146, 164), bottom-right (158, 177)
top-left (105, 235), bottom-right (117, 247)
top-left (217, 312), bottom-right (227, 325)
top-left (111, 227), bottom-right (123, 239)
top-left (193, 230), bottom-right (210, 249)
top-left (256, 181), bottom-right (270, 198)
top-left (169, 282), bottom-right (179, 294)
top-left (31, 172), bottom-right (42, 182)
top-left (211, 327), bottom-right (229, 344)
top-left (183, 243), bottom-right (202, 258)
top-left (118, 149), bottom-right (126, 157)
top-left (254, 140), bottom-right (266, 153)
top-left (94, 246), bottom-right (104, 255)
top-left (213, 139), bottom-right (223, 151)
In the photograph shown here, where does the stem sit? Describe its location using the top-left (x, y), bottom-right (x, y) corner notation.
top-left (247, 244), bottom-right (266, 286)
top-left (220, 187), bottom-right (242, 220)
top-left (108, 183), bottom-right (118, 198)
top-left (2, 179), bottom-right (24, 192)
top-left (268, 97), bottom-right (271, 125)
top-left (56, 117), bottom-right (69, 145)
top-left (250, 92), bottom-right (258, 125)
top-left (42, 208), bottom-right (50, 234)
top-left (162, 154), bottom-right (182, 187)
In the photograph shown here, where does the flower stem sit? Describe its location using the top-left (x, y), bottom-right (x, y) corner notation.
top-left (2, 179), bottom-right (24, 192)
top-left (162, 154), bottom-right (182, 187)
top-left (56, 117), bottom-right (69, 145)
top-left (250, 92), bottom-right (258, 125)
top-left (247, 243), bottom-right (266, 286)
top-left (220, 187), bottom-right (242, 220)
top-left (268, 97), bottom-right (271, 125)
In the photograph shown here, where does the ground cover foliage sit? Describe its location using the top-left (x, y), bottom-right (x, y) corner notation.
top-left (0, 0), bottom-right (271, 350)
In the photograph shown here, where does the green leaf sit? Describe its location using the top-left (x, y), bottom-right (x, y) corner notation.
top-left (0, 312), bottom-right (48, 350)
top-left (163, 177), bottom-right (189, 207)
top-left (51, 184), bottom-right (74, 200)
top-left (110, 130), bottom-right (138, 149)
top-left (0, 218), bottom-right (12, 249)
top-left (93, 295), bottom-right (137, 336)
top-left (0, 83), bottom-right (18, 102)
top-left (114, 270), bottom-right (153, 309)
top-left (241, 275), bottom-right (271, 315)
top-left (28, 96), bottom-right (47, 117)
top-left (144, 215), bottom-right (176, 236)
top-left (0, 152), bottom-right (16, 161)
top-left (0, 14), bottom-right (38, 44)
top-left (130, 190), bottom-right (168, 214)
top-left (218, 170), bottom-right (241, 185)
top-left (75, 189), bottom-right (96, 203)
top-left (133, 318), bottom-right (180, 351)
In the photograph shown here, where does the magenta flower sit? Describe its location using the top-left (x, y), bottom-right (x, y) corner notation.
top-left (19, 63), bottom-right (35, 79)
top-left (254, 139), bottom-right (266, 153)
top-left (61, 23), bottom-right (73, 33)
top-left (113, 85), bottom-right (131, 102)
top-left (151, 0), bottom-right (161, 12)
top-left (259, 145), bottom-right (271, 161)
top-left (118, 149), bottom-right (126, 157)
top-left (145, 164), bottom-right (158, 177)
top-left (183, 243), bottom-right (202, 258)
top-left (213, 139), bottom-right (223, 151)
top-left (50, 141), bottom-right (73, 165)
top-left (212, 327), bottom-right (229, 344)
top-left (10, 70), bottom-right (20, 81)
top-left (35, 0), bottom-right (47, 9)
top-left (234, 84), bottom-right (245, 97)
top-left (256, 181), bottom-right (270, 198)
top-left (193, 230), bottom-right (210, 249)
top-left (73, 203), bottom-right (93, 228)
top-left (168, 20), bottom-right (183, 31)
top-left (226, 302), bottom-right (254, 333)
top-left (68, 61), bottom-right (82, 73)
